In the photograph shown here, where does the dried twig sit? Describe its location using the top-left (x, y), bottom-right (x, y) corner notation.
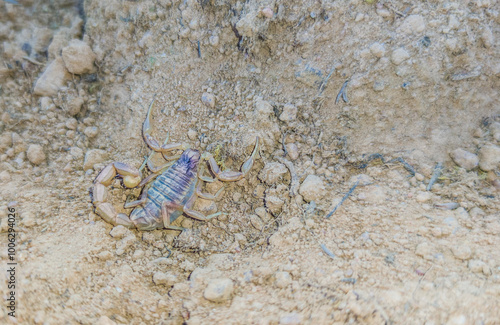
top-left (427, 162), bottom-right (443, 191)
top-left (326, 181), bottom-right (358, 219)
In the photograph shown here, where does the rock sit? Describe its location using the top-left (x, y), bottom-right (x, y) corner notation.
top-left (451, 244), bottom-right (472, 260)
top-left (109, 225), bottom-right (128, 239)
top-left (70, 147), bottom-right (84, 160)
top-left (357, 185), bottom-right (387, 203)
top-left (468, 260), bottom-right (486, 273)
top-left (415, 242), bottom-right (433, 258)
top-left (84, 126), bottom-right (99, 138)
top-left (478, 144), bottom-right (500, 171)
top-left (187, 129), bottom-right (198, 140)
top-left (446, 314), bottom-right (468, 325)
top-left (481, 26), bottom-right (494, 49)
top-left (249, 214), bottom-right (264, 230)
top-left (21, 211), bottom-right (36, 227)
top-left (449, 149), bottom-right (478, 170)
top-left (299, 175), bottom-right (325, 202)
top-left (489, 122), bottom-right (500, 141)
top-left (27, 144), bottom-right (46, 165)
top-left (255, 98), bottom-right (273, 119)
top-left (265, 195), bottom-right (285, 214)
top-left (469, 207), bottom-right (485, 218)
top-left (201, 92), bottom-right (215, 108)
top-left (373, 81), bottom-right (385, 92)
top-left (391, 48), bottom-right (410, 65)
top-left (61, 40), bottom-right (96, 74)
top-left (286, 143), bottom-right (299, 160)
top-left (416, 191), bottom-right (432, 203)
top-left (204, 278), bottom-right (234, 302)
top-left (279, 104), bottom-right (297, 122)
top-left (116, 234), bottom-right (136, 256)
top-left (398, 15), bottom-right (426, 35)
top-left (261, 7), bottom-right (273, 19)
top-left (97, 251), bottom-right (113, 261)
top-left (0, 171), bottom-right (10, 183)
top-left (67, 97), bottom-right (84, 116)
top-left (274, 271), bottom-right (292, 288)
top-left (83, 149), bottom-right (107, 171)
top-left (255, 207), bottom-right (272, 222)
top-left (295, 66), bottom-right (323, 87)
top-left (0, 132), bottom-right (12, 152)
top-left (33, 57), bottom-right (71, 96)
top-left (369, 42), bottom-right (385, 58)
top-left (258, 162), bottom-right (288, 184)
top-left (12, 133), bottom-right (27, 154)
top-left (66, 118), bottom-right (77, 130)
top-left (236, 13), bottom-right (258, 38)
top-left (153, 272), bottom-right (177, 286)
top-left (96, 316), bottom-right (116, 325)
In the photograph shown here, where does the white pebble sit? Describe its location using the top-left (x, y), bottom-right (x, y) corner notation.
top-left (84, 126), bottom-right (99, 138)
top-left (286, 143), bottom-right (299, 160)
top-left (261, 7), bottom-right (273, 19)
top-left (27, 144), bottom-right (46, 165)
top-left (83, 149), bottom-right (108, 171)
top-left (449, 148), bottom-right (478, 170)
top-left (274, 271), bottom-right (292, 288)
top-left (109, 225), bottom-right (128, 239)
top-left (33, 57), bottom-right (71, 96)
top-left (299, 175), bottom-right (325, 202)
top-left (62, 39), bottom-right (97, 74)
top-left (451, 244), bottom-right (472, 260)
top-left (369, 42), bottom-right (385, 58)
top-left (258, 162), bottom-right (288, 184)
top-left (152, 272), bottom-right (177, 286)
top-left (204, 278), bottom-right (234, 302)
top-left (279, 104), bottom-right (297, 122)
top-left (68, 97), bottom-right (84, 116)
top-left (478, 144), bottom-right (500, 171)
top-left (398, 15), bottom-right (426, 35)
top-left (391, 48), bottom-right (410, 65)
top-left (201, 92), bottom-right (216, 108)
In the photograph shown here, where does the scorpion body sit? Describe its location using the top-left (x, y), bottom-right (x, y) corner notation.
top-left (92, 100), bottom-right (259, 231)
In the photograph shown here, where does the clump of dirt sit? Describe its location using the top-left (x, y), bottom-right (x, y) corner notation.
top-left (0, 0), bottom-right (499, 324)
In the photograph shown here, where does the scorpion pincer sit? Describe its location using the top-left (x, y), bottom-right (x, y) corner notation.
top-left (91, 100), bottom-right (259, 231)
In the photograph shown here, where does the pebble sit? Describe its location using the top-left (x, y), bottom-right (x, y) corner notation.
top-left (255, 98), bottom-right (273, 119)
top-left (469, 207), bottom-right (485, 218)
top-left (258, 162), bottom-right (288, 184)
top-left (357, 185), bottom-right (387, 203)
top-left (451, 244), bottom-right (472, 260)
top-left (96, 316), bottom-right (117, 325)
top-left (84, 126), bottom-right (99, 138)
top-left (489, 122), bottom-right (500, 141)
top-left (415, 242), bottom-right (433, 258)
top-left (152, 271), bottom-right (177, 286)
top-left (66, 118), bottom-right (77, 130)
top-left (97, 251), bottom-right (113, 261)
top-left (261, 7), bottom-right (273, 19)
top-left (109, 225), bottom-right (128, 239)
top-left (255, 206), bottom-right (271, 222)
top-left (391, 48), bottom-right (410, 65)
top-left (286, 143), bottom-right (299, 160)
top-left (373, 81), bottom-right (385, 92)
top-left (83, 149), bottom-right (107, 171)
top-left (33, 57), bottom-right (71, 96)
top-left (295, 66), bottom-right (323, 87)
top-left (0, 171), bottom-right (11, 182)
top-left (478, 144), bottom-right (500, 171)
top-left (265, 195), bottom-right (285, 214)
top-left (61, 39), bottom-right (97, 74)
top-left (449, 149), bottom-right (478, 170)
top-left (398, 15), bottom-right (426, 35)
top-left (299, 175), bottom-right (325, 202)
top-left (203, 278), bottom-right (234, 302)
top-left (27, 144), bottom-right (46, 165)
top-left (274, 271), bottom-right (292, 288)
top-left (249, 214), bottom-right (264, 230)
top-left (187, 129), bottom-right (198, 140)
top-left (279, 104), bottom-right (297, 122)
top-left (369, 42), bottom-right (385, 58)
top-left (0, 132), bottom-right (12, 151)
top-left (416, 191), bottom-right (432, 203)
top-left (67, 97), bottom-right (84, 116)
top-left (201, 92), bottom-right (216, 108)
top-left (468, 260), bottom-right (487, 274)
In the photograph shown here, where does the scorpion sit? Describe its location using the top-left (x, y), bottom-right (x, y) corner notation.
top-left (91, 100), bottom-right (259, 231)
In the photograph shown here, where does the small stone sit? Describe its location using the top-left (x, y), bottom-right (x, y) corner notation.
top-left (66, 118), bottom-right (77, 130)
top-left (391, 48), bottom-right (410, 65)
top-left (255, 98), bottom-right (273, 119)
top-left (357, 185), bottom-right (387, 203)
top-left (373, 81), bottom-right (385, 92)
top-left (446, 314), bottom-right (468, 325)
top-left (279, 104), bottom-right (297, 122)
top-left (266, 195), bottom-right (285, 214)
top-left (489, 122), bottom-right (500, 141)
top-left (398, 15), bottom-right (426, 35)
top-left (33, 57), bottom-right (71, 96)
top-left (232, 192), bottom-right (242, 202)
top-left (84, 126), bottom-right (99, 138)
top-left (481, 26), bottom-right (494, 49)
top-left (27, 144), bottom-right (46, 165)
top-left (415, 242), bottom-right (433, 258)
top-left (0, 171), bottom-right (11, 183)
top-left (61, 39), bottom-right (97, 74)
top-left (286, 143), bottom-right (299, 160)
top-left (116, 234), bottom-right (136, 255)
top-left (96, 316), bottom-right (116, 325)
top-left (449, 149), bottom-right (478, 170)
top-left (201, 93), bottom-right (216, 108)
top-left (204, 278), bottom-right (234, 302)
top-left (110, 225), bottom-right (128, 238)
top-left (187, 129), bottom-right (198, 140)
top-left (451, 244), bottom-right (472, 260)
top-left (261, 7), bottom-right (273, 19)
top-left (258, 162), bottom-right (288, 184)
top-left (153, 272), bottom-right (177, 286)
top-left (369, 42), bottom-right (385, 58)
top-left (299, 175), bottom-right (325, 202)
top-left (469, 207), bottom-right (485, 218)
top-left (478, 144), bottom-right (500, 171)
top-left (67, 97), bottom-right (84, 116)
top-left (416, 191), bottom-right (432, 203)
top-left (274, 271), bottom-right (292, 288)
top-left (209, 35), bottom-right (219, 46)
top-left (70, 147), bottom-right (84, 160)
top-left (21, 211), bottom-right (36, 227)
top-left (295, 66), bottom-right (323, 87)
top-left (468, 260), bottom-right (486, 273)
top-left (83, 149), bottom-right (107, 171)
top-left (97, 251), bottom-right (113, 261)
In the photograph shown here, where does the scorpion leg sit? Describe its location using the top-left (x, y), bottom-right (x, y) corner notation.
top-left (183, 187), bottom-right (227, 221)
top-left (160, 201), bottom-right (185, 231)
top-left (124, 184), bottom-right (151, 208)
top-left (142, 99), bottom-right (187, 156)
top-left (205, 137), bottom-right (260, 182)
top-left (195, 180), bottom-right (225, 201)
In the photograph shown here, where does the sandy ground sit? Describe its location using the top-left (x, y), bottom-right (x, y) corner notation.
top-left (1, 0), bottom-right (500, 324)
